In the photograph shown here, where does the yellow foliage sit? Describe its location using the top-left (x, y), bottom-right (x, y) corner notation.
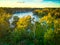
top-left (54, 19), bottom-right (60, 30)
top-left (16, 15), bottom-right (31, 30)
top-left (0, 9), bottom-right (11, 30)
top-left (34, 10), bottom-right (41, 12)
top-left (40, 13), bottom-right (54, 24)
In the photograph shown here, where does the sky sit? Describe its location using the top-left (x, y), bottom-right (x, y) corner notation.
top-left (0, 0), bottom-right (60, 8)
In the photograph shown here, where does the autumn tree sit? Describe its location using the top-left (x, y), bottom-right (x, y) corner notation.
top-left (0, 9), bottom-right (12, 42)
top-left (54, 19), bottom-right (60, 45)
top-left (15, 15), bottom-right (31, 30)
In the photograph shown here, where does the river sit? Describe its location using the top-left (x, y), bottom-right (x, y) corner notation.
top-left (9, 11), bottom-right (39, 24)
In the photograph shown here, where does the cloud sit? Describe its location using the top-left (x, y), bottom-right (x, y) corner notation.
top-left (45, 0), bottom-right (59, 1)
top-left (31, 0), bottom-right (43, 2)
top-left (0, 0), bottom-right (60, 8)
top-left (0, 2), bottom-right (60, 8)
top-left (0, 0), bottom-right (43, 3)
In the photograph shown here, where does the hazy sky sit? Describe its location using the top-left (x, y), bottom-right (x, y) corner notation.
top-left (0, 0), bottom-right (60, 8)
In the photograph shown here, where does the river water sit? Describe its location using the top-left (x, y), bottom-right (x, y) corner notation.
top-left (9, 11), bottom-right (39, 24)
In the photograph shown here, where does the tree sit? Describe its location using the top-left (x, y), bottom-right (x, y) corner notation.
top-left (12, 16), bottom-right (19, 28)
top-left (33, 8), bottom-right (49, 18)
top-left (40, 13), bottom-right (54, 29)
top-left (54, 19), bottom-right (60, 45)
top-left (0, 9), bottom-right (12, 43)
top-left (15, 15), bottom-right (31, 30)
top-left (44, 29), bottom-right (54, 45)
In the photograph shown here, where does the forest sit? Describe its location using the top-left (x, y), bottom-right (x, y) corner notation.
top-left (0, 8), bottom-right (60, 45)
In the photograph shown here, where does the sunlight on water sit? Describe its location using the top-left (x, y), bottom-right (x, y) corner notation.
top-left (9, 11), bottom-right (39, 24)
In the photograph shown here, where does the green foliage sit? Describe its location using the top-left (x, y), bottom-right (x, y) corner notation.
top-left (35, 22), bottom-right (46, 39)
top-left (33, 8), bottom-right (60, 18)
top-left (34, 22), bottom-right (46, 45)
top-left (54, 19), bottom-right (60, 45)
top-left (44, 29), bottom-right (54, 40)
top-left (12, 16), bottom-right (19, 28)
top-left (0, 8), bottom-right (60, 45)
top-left (44, 29), bottom-right (54, 45)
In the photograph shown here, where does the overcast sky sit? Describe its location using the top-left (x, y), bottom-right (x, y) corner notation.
top-left (0, 0), bottom-right (60, 8)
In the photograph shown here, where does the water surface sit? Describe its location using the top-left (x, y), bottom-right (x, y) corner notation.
top-left (9, 11), bottom-right (39, 23)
